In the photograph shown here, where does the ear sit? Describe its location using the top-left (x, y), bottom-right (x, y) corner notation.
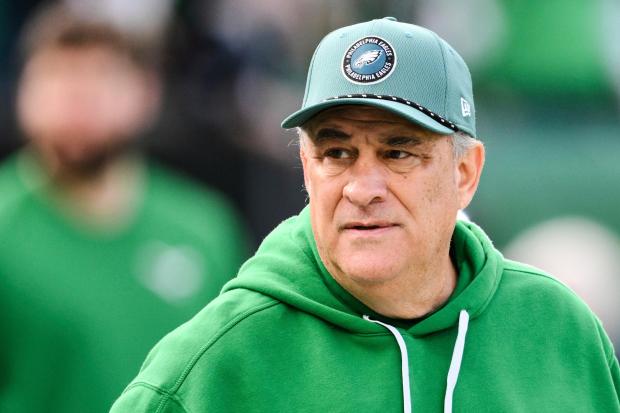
top-left (456, 142), bottom-right (485, 210)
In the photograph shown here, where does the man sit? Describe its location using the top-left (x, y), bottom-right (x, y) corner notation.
top-left (111, 18), bottom-right (620, 412)
top-left (0, 5), bottom-right (248, 412)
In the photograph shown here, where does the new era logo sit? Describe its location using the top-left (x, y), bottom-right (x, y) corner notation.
top-left (461, 97), bottom-right (471, 117)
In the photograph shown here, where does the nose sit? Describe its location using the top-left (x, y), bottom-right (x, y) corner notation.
top-left (343, 158), bottom-right (388, 207)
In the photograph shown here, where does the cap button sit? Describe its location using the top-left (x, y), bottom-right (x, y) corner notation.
top-left (383, 17), bottom-right (398, 21)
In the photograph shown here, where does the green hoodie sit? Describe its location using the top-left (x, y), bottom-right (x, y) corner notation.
top-left (111, 207), bottom-right (620, 412)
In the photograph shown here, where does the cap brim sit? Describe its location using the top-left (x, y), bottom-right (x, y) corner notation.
top-left (281, 98), bottom-right (454, 135)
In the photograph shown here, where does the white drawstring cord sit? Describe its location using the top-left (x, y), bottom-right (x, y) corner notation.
top-left (363, 315), bottom-right (412, 413)
top-left (364, 310), bottom-right (470, 413)
top-left (444, 310), bottom-right (470, 413)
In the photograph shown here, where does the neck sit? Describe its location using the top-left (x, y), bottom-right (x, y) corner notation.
top-left (340, 254), bottom-right (458, 320)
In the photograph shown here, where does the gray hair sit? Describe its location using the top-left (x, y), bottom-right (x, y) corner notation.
top-left (451, 131), bottom-right (478, 159)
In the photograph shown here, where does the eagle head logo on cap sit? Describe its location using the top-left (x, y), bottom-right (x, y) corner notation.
top-left (342, 36), bottom-right (396, 84)
top-left (353, 50), bottom-right (383, 68)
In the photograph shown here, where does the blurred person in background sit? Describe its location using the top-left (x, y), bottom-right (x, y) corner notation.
top-left (0, 0), bottom-right (306, 246)
top-left (0, 3), bottom-right (249, 412)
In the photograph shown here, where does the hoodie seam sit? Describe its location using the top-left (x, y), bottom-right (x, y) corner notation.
top-left (121, 381), bottom-right (191, 413)
top-left (607, 349), bottom-right (616, 368)
top-left (503, 265), bottom-right (579, 296)
top-left (154, 300), bottom-right (281, 412)
top-left (597, 319), bottom-right (617, 368)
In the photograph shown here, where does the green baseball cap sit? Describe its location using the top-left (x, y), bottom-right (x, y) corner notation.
top-left (281, 17), bottom-right (476, 137)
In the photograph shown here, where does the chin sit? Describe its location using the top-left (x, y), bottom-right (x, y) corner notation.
top-left (336, 253), bottom-right (402, 286)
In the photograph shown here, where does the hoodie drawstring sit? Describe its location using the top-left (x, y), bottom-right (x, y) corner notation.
top-left (363, 315), bottom-right (412, 413)
top-left (444, 310), bottom-right (470, 412)
top-left (364, 310), bottom-right (470, 413)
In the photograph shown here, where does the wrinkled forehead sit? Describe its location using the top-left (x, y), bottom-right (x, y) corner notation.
top-left (302, 105), bottom-right (445, 141)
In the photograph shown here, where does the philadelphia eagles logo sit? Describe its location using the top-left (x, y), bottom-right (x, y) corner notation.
top-left (342, 36), bottom-right (396, 84)
top-left (353, 50), bottom-right (383, 68)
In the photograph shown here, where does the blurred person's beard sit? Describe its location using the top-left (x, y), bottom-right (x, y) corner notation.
top-left (57, 145), bottom-right (124, 177)
top-left (42, 135), bottom-right (136, 182)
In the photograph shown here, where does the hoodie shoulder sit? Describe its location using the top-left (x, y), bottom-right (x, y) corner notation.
top-left (117, 289), bottom-right (280, 401)
top-left (499, 258), bottom-right (602, 328)
top-left (501, 258), bottom-right (583, 301)
top-left (135, 210), bottom-right (311, 390)
top-left (500, 258), bottom-right (616, 362)
top-left (502, 259), bottom-right (577, 296)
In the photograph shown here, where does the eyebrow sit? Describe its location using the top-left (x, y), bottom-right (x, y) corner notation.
top-left (312, 128), bottom-right (351, 143)
top-left (380, 136), bottom-right (424, 146)
top-left (309, 128), bottom-right (426, 147)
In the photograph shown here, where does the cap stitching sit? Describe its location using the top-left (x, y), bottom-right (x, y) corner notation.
top-left (323, 94), bottom-right (458, 132)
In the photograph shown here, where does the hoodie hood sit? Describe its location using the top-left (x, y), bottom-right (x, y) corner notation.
top-left (223, 206), bottom-right (503, 336)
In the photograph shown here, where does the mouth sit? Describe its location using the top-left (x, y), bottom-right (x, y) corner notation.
top-left (341, 221), bottom-right (399, 232)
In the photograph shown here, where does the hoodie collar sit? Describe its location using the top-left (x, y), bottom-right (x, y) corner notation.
top-left (225, 206), bottom-right (503, 336)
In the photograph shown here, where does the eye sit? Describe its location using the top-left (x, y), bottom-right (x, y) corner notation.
top-left (384, 150), bottom-right (412, 160)
top-left (324, 148), bottom-right (352, 159)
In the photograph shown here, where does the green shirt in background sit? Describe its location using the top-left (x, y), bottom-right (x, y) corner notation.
top-left (0, 151), bottom-right (249, 412)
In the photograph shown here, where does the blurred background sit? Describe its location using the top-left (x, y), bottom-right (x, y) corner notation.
top-left (0, 0), bottom-right (618, 410)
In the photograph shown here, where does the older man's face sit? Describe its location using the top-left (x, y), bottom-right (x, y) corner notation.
top-left (300, 106), bottom-right (478, 290)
